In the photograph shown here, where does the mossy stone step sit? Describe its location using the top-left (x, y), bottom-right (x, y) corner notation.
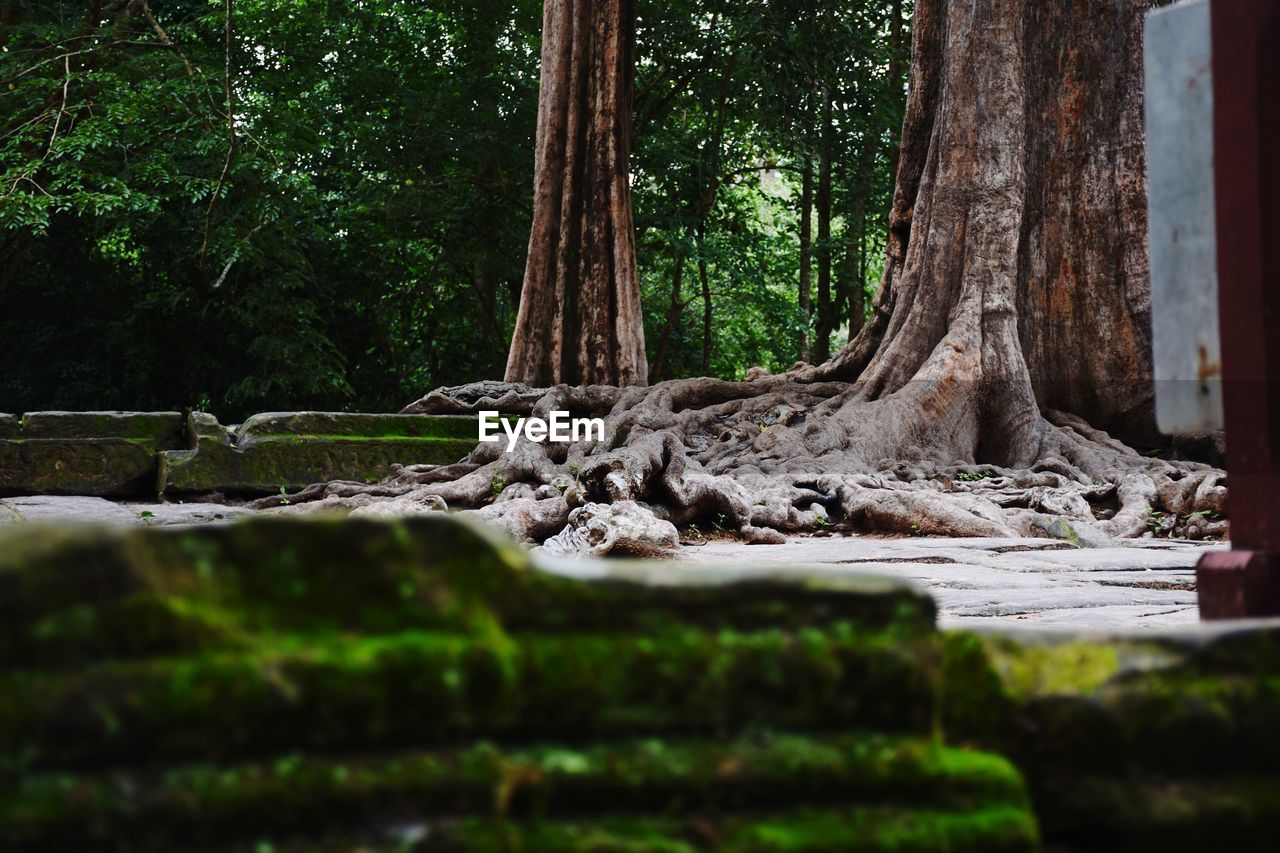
top-left (1, 733), bottom-right (1034, 850)
top-left (237, 411), bottom-right (481, 442)
top-left (0, 513), bottom-right (1020, 851)
top-left (942, 628), bottom-right (1280, 848)
top-left (0, 516), bottom-right (934, 667)
top-left (19, 411), bottom-right (186, 443)
top-left (1, 624), bottom-right (937, 769)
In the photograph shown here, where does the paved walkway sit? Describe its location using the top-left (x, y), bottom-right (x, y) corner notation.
top-left (1, 495), bottom-right (1216, 631)
top-left (683, 535), bottom-right (1216, 631)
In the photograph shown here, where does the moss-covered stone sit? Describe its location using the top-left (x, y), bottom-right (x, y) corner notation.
top-left (0, 438), bottom-right (161, 496)
top-left (20, 411), bottom-right (186, 444)
top-left (0, 513), bottom-right (1034, 851)
top-left (941, 626), bottom-right (1280, 848)
top-left (0, 516), bottom-right (934, 666)
top-left (442, 807), bottom-right (1037, 853)
top-left (237, 411), bottom-right (480, 442)
top-left (1, 623), bottom-right (940, 768)
top-left (2, 734), bottom-right (1033, 849)
top-left (159, 411), bottom-right (481, 494)
top-left (0, 410), bottom-right (484, 497)
top-left (0, 412), bottom-right (189, 495)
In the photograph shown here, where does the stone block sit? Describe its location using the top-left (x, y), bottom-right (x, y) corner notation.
top-left (0, 438), bottom-right (160, 497)
top-left (237, 410), bottom-right (479, 442)
top-left (0, 412), bottom-right (185, 496)
top-left (943, 624), bottom-right (1280, 848)
top-left (20, 411), bottom-right (185, 445)
top-left (0, 415), bottom-right (18, 439)
top-left (159, 411), bottom-right (480, 495)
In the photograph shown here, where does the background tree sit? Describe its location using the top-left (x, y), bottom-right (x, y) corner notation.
top-left (505, 0), bottom-right (647, 387)
top-left (1, 0), bottom-right (905, 418)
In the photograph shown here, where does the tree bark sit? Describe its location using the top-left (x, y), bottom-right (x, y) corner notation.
top-left (697, 225), bottom-right (712, 376)
top-left (797, 152), bottom-right (813, 362)
top-left (821, 0), bottom-right (1156, 448)
top-left (505, 0), bottom-right (648, 387)
top-left (813, 89), bottom-right (835, 362)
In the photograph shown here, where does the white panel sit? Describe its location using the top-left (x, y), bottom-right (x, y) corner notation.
top-left (1145, 0), bottom-right (1223, 434)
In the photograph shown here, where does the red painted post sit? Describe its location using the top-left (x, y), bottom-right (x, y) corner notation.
top-left (1197, 0), bottom-right (1280, 619)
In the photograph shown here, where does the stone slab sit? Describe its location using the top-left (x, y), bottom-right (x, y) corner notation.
top-left (237, 411), bottom-right (479, 442)
top-left (0, 495), bottom-right (141, 525)
top-left (683, 534), bottom-right (1217, 630)
top-left (158, 437), bottom-right (479, 495)
top-left (0, 439), bottom-right (160, 497)
top-left (20, 411), bottom-right (186, 445)
top-left (0, 414), bottom-right (18, 439)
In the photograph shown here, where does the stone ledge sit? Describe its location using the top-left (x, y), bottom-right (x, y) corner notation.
top-left (0, 411), bottom-right (186, 497)
top-left (0, 410), bottom-right (482, 497)
top-left (158, 411), bottom-right (480, 495)
top-left (20, 411), bottom-right (186, 443)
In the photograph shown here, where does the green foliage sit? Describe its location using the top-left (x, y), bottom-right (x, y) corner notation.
top-left (1, 0), bottom-right (907, 416)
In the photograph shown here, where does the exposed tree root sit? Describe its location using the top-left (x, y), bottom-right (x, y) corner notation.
top-left (253, 374), bottom-right (1227, 555)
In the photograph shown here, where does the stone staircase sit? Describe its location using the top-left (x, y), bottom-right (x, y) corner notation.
top-left (0, 515), bottom-right (1036, 852)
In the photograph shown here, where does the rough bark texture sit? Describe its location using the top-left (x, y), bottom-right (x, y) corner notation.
top-left (272, 0), bottom-right (1226, 555)
top-left (504, 0), bottom-right (648, 387)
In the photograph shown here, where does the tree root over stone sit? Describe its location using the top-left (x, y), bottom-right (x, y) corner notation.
top-left (251, 376), bottom-right (1227, 557)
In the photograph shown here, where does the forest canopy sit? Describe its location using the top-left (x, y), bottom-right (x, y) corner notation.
top-left (0, 0), bottom-right (908, 420)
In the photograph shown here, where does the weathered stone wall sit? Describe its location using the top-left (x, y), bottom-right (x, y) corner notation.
top-left (0, 516), bottom-right (1036, 852)
top-left (0, 411), bottom-right (480, 498)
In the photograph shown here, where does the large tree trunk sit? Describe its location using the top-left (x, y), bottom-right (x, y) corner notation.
top-left (504, 0), bottom-right (648, 387)
top-left (283, 0), bottom-right (1225, 554)
top-left (818, 0), bottom-right (1156, 450)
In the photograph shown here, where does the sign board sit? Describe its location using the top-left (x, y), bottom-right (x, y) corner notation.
top-left (1145, 0), bottom-right (1223, 434)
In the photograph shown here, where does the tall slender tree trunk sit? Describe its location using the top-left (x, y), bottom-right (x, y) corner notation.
top-left (697, 225), bottom-right (712, 375)
top-left (845, 137), bottom-right (877, 339)
top-left (846, 195), bottom-right (866, 340)
top-left (797, 152), bottom-right (814, 361)
top-left (505, 0), bottom-right (648, 387)
top-left (813, 89), bottom-right (835, 362)
top-left (885, 0), bottom-right (905, 183)
top-left (651, 252), bottom-right (686, 381)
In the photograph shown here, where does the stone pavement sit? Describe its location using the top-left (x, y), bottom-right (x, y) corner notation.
top-left (0, 495), bottom-right (1217, 630)
top-left (683, 535), bottom-right (1218, 631)
top-left (0, 495), bottom-right (256, 527)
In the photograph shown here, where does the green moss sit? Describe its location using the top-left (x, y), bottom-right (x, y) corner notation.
top-left (0, 622), bottom-right (937, 768)
top-left (0, 727), bottom-right (1034, 845)
top-left (982, 637), bottom-right (1121, 700)
top-left (2, 734), bottom-right (1030, 843)
top-left (449, 806), bottom-right (1037, 853)
top-left (0, 517), bottom-right (933, 669)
